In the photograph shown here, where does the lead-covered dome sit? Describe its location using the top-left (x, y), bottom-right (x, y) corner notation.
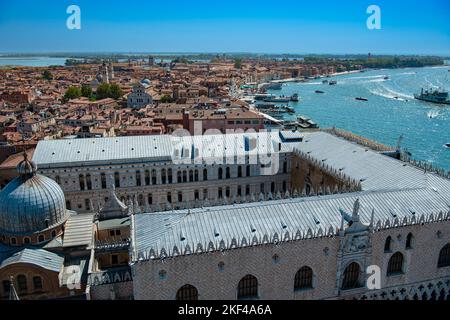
top-left (0, 154), bottom-right (69, 236)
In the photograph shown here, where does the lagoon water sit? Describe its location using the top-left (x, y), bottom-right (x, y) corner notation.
top-left (270, 66), bottom-right (450, 171)
top-left (0, 56), bottom-right (69, 67)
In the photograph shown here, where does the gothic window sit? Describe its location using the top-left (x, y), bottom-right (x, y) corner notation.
top-left (237, 275), bottom-right (258, 300)
top-left (10, 237), bottom-right (17, 245)
top-left (387, 252), bottom-right (404, 275)
top-left (114, 172), bottom-right (120, 188)
top-left (282, 181), bottom-right (287, 193)
top-left (194, 170), bottom-right (199, 182)
top-left (17, 275), bottom-right (27, 292)
top-left (341, 262), bottom-right (361, 290)
top-left (238, 166), bottom-right (242, 178)
top-left (237, 186), bottom-right (242, 197)
top-left (176, 284), bottom-right (198, 300)
top-left (145, 170), bottom-right (150, 185)
top-left (151, 169), bottom-right (157, 184)
top-left (85, 199), bottom-right (90, 211)
top-left (384, 236), bottom-right (392, 252)
top-left (405, 233), bottom-right (413, 249)
top-left (226, 167), bottom-right (231, 179)
top-left (136, 170), bottom-right (142, 186)
top-left (138, 194), bottom-right (144, 206)
top-left (438, 243), bottom-right (450, 268)
top-left (33, 276), bottom-right (43, 291)
top-left (38, 234), bottom-right (45, 243)
top-left (167, 192), bottom-right (172, 204)
top-left (148, 194), bottom-right (153, 205)
top-left (203, 169), bottom-right (208, 181)
top-left (79, 174), bottom-right (85, 190)
top-left (182, 170), bottom-right (187, 183)
top-left (283, 161), bottom-right (287, 174)
top-left (168, 169), bottom-right (173, 183)
top-left (189, 170), bottom-right (194, 182)
top-left (260, 183), bottom-right (265, 193)
top-left (218, 168), bottom-right (223, 180)
top-left (194, 190), bottom-right (199, 200)
top-left (177, 171), bottom-right (182, 183)
top-left (246, 185), bottom-right (250, 196)
top-left (161, 169), bottom-right (166, 184)
top-left (101, 173), bottom-right (107, 189)
top-left (24, 237), bottom-right (31, 245)
top-left (218, 188), bottom-right (223, 199)
top-left (246, 165), bottom-right (251, 177)
top-left (86, 174), bottom-right (92, 190)
top-left (225, 187), bottom-right (230, 198)
top-left (203, 189), bottom-right (208, 200)
top-left (178, 192), bottom-right (183, 203)
top-left (271, 182), bottom-right (275, 193)
top-left (294, 266), bottom-right (313, 290)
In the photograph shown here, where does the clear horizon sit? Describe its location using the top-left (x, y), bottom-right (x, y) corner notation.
top-left (0, 0), bottom-right (449, 55)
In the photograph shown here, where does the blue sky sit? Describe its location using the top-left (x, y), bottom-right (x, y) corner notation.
top-left (0, 0), bottom-right (449, 54)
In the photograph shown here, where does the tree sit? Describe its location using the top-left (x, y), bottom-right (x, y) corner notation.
top-left (109, 83), bottom-right (123, 100)
top-left (64, 86), bottom-right (82, 101)
top-left (81, 85), bottom-right (92, 98)
top-left (96, 83), bottom-right (111, 100)
top-left (160, 95), bottom-right (175, 103)
top-left (42, 70), bottom-right (53, 81)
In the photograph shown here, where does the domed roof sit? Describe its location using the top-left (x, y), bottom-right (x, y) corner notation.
top-left (0, 154), bottom-right (69, 236)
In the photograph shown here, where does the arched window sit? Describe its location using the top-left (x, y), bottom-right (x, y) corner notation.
top-left (189, 170), bottom-right (194, 182)
top-left (271, 182), bottom-right (275, 193)
top-left (178, 192), bottom-right (183, 203)
top-left (406, 233), bottom-right (413, 249)
top-left (136, 170), bottom-right (142, 186)
top-left (152, 169), bottom-right (157, 184)
top-left (147, 194), bottom-right (153, 205)
top-left (294, 266), bottom-right (313, 290)
top-left (79, 174), bottom-right (85, 190)
top-left (177, 171), bottom-right (182, 183)
top-left (138, 194), bottom-right (144, 206)
top-left (17, 275), bottom-right (27, 292)
top-left (226, 167), bottom-right (231, 179)
top-left (387, 252), bottom-right (404, 275)
top-left (438, 244), bottom-right (450, 268)
top-left (38, 234), bottom-right (45, 243)
top-left (194, 170), bottom-right (199, 182)
top-left (182, 170), bottom-right (187, 183)
top-left (114, 172), bottom-right (120, 188)
top-left (10, 237), bottom-right (17, 245)
top-left (246, 165), bottom-right (251, 177)
top-left (384, 236), bottom-right (392, 252)
top-left (176, 284), bottom-right (198, 300)
top-left (237, 275), bottom-right (258, 300)
top-left (203, 169), bottom-right (208, 181)
top-left (238, 166), bottom-right (242, 178)
top-left (168, 169), bottom-right (173, 184)
top-left (283, 161), bottom-right (287, 174)
top-left (218, 168), bottom-right (223, 180)
top-left (33, 276), bottom-right (43, 291)
top-left (161, 169), bottom-right (166, 184)
top-left (86, 174), bottom-right (92, 190)
top-left (24, 237), bottom-right (31, 245)
top-left (341, 262), bottom-right (361, 290)
top-left (101, 173), bottom-right (107, 189)
top-left (145, 170), bottom-right (150, 185)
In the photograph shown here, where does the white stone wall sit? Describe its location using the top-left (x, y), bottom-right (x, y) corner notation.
top-left (37, 154), bottom-right (292, 213)
top-left (132, 221), bottom-right (450, 300)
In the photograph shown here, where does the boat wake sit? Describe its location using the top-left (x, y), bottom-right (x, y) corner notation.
top-left (380, 84), bottom-right (414, 99)
top-left (427, 110), bottom-right (441, 119)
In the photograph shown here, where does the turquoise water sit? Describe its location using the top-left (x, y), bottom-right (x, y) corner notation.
top-left (0, 56), bottom-right (69, 67)
top-left (271, 66), bottom-right (450, 171)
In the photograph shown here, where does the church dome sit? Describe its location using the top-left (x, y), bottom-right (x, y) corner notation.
top-left (0, 154), bottom-right (69, 236)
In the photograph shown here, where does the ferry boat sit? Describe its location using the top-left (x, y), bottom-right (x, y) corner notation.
top-left (290, 93), bottom-right (299, 102)
top-left (329, 80), bottom-right (337, 85)
top-left (414, 88), bottom-right (450, 105)
top-left (263, 95), bottom-right (292, 103)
